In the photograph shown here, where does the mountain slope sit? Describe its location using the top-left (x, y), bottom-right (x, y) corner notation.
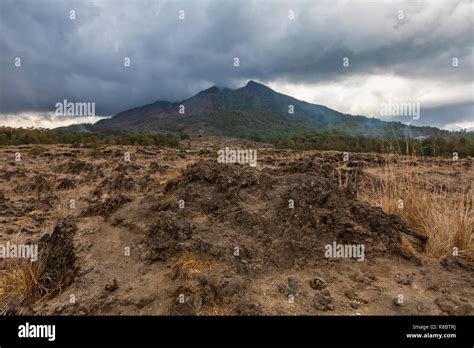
top-left (94, 80), bottom-right (445, 140)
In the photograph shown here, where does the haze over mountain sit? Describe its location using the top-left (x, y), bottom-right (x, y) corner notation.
top-left (94, 80), bottom-right (444, 141)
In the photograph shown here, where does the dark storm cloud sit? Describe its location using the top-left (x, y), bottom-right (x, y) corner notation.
top-left (0, 0), bottom-right (472, 129)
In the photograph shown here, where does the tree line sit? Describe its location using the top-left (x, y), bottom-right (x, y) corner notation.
top-left (0, 127), bottom-right (179, 147)
top-left (1, 126), bottom-right (472, 158)
top-left (272, 130), bottom-right (474, 157)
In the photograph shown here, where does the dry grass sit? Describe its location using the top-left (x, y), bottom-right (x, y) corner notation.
top-left (360, 156), bottom-right (473, 261)
top-left (55, 190), bottom-right (83, 219)
top-left (0, 231), bottom-right (54, 313)
top-left (172, 253), bottom-right (216, 280)
top-left (0, 258), bottom-right (50, 313)
top-left (198, 306), bottom-right (231, 316)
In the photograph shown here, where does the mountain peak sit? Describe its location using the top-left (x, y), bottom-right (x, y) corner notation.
top-left (242, 80), bottom-right (275, 95)
top-left (245, 80), bottom-right (266, 88)
top-left (190, 85), bottom-right (221, 100)
top-left (200, 85), bottom-right (220, 94)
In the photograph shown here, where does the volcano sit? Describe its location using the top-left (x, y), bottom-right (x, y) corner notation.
top-left (94, 80), bottom-right (440, 140)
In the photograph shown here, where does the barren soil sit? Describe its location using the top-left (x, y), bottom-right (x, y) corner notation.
top-left (0, 144), bottom-right (472, 315)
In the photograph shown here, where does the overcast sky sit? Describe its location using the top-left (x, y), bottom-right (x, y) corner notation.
top-left (0, 0), bottom-right (472, 130)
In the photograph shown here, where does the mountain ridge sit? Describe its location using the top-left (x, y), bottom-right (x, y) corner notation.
top-left (94, 80), bottom-right (446, 141)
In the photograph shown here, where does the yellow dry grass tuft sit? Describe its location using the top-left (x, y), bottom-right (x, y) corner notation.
top-left (172, 254), bottom-right (216, 280)
top-left (360, 156), bottom-right (473, 261)
top-left (0, 258), bottom-right (50, 313)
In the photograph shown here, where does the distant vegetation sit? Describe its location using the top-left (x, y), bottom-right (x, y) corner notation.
top-left (1, 126), bottom-right (472, 158)
top-left (0, 127), bottom-right (179, 147)
top-left (272, 129), bottom-right (474, 157)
